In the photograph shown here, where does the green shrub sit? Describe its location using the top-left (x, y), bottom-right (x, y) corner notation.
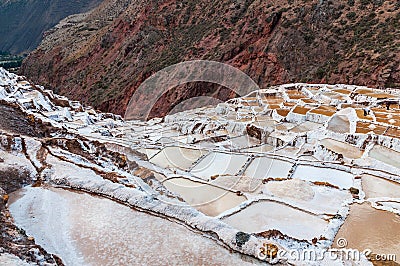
top-left (316, 67), bottom-right (326, 79)
top-left (346, 12), bottom-right (357, 20)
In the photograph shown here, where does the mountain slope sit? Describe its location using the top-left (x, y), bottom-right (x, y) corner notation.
top-left (21, 0), bottom-right (400, 118)
top-left (0, 0), bottom-right (103, 54)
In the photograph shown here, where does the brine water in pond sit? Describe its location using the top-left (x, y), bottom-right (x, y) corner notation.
top-left (9, 187), bottom-right (258, 266)
top-left (244, 157), bottom-right (292, 179)
top-left (163, 177), bottom-right (246, 216)
top-left (190, 152), bottom-right (249, 180)
top-left (361, 174), bottom-right (400, 199)
top-left (149, 146), bottom-right (208, 170)
top-left (292, 165), bottom-right (354, 189)
top-left (222, 201), bottom-right (328, 240)
top-left (369, 145), bottom-right (400, 169)
top-left (334, 203), bottom-right (400, 263)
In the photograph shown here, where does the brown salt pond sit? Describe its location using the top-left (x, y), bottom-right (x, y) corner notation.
top-left (320, 138), bottom-right (364, 159)
top-left (356, 122), bottom-right (387, 135)
top-left (334, 203), bottom-right (400, 263)
top-left (163, 177), bottom-right (246, 216)
top-left (309, 106), bottom-right (336, 116)
top-left (9, 187), bottom-right (257, 265)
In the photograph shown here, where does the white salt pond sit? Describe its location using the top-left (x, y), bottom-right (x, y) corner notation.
top-left (222, 201), bottom-right (328, 240)
top-left (244, 157), bottom-right (292, 179)
top-left (334, 203), bottom-right (400, 263)
top-left (292, 165), bottom-right (354, 189)
top-left (262, 179), bottom-right (352, 215)
top-left (377, 201), bottom-right (400, 212)
top-left (149, 146), bottom-right (208, 170)
top-left (9, 187), bottom-right (258, 266)
top-left (163, 177), bottom-right (246, 216)
top-left (369, 145), bottom-right (400, 169)
top-left (190, 152), bottom-right (249, 180)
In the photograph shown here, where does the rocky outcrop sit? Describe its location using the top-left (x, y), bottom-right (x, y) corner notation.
top-left (0, 194), bottom-right (64, 265)
top-left (0, 131), bottom-right (63, 265)
top-left (21, 0), bottom-right (400, 118)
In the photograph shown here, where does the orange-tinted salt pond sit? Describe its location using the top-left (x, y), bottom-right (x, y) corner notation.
top-left (334, 203), bottom-right (400, 263)
top-left (9, 187), bottom-right (256, 265)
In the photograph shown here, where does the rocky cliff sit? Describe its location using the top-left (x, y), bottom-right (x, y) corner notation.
top-left (21, 0), bottom-right (400, 118)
